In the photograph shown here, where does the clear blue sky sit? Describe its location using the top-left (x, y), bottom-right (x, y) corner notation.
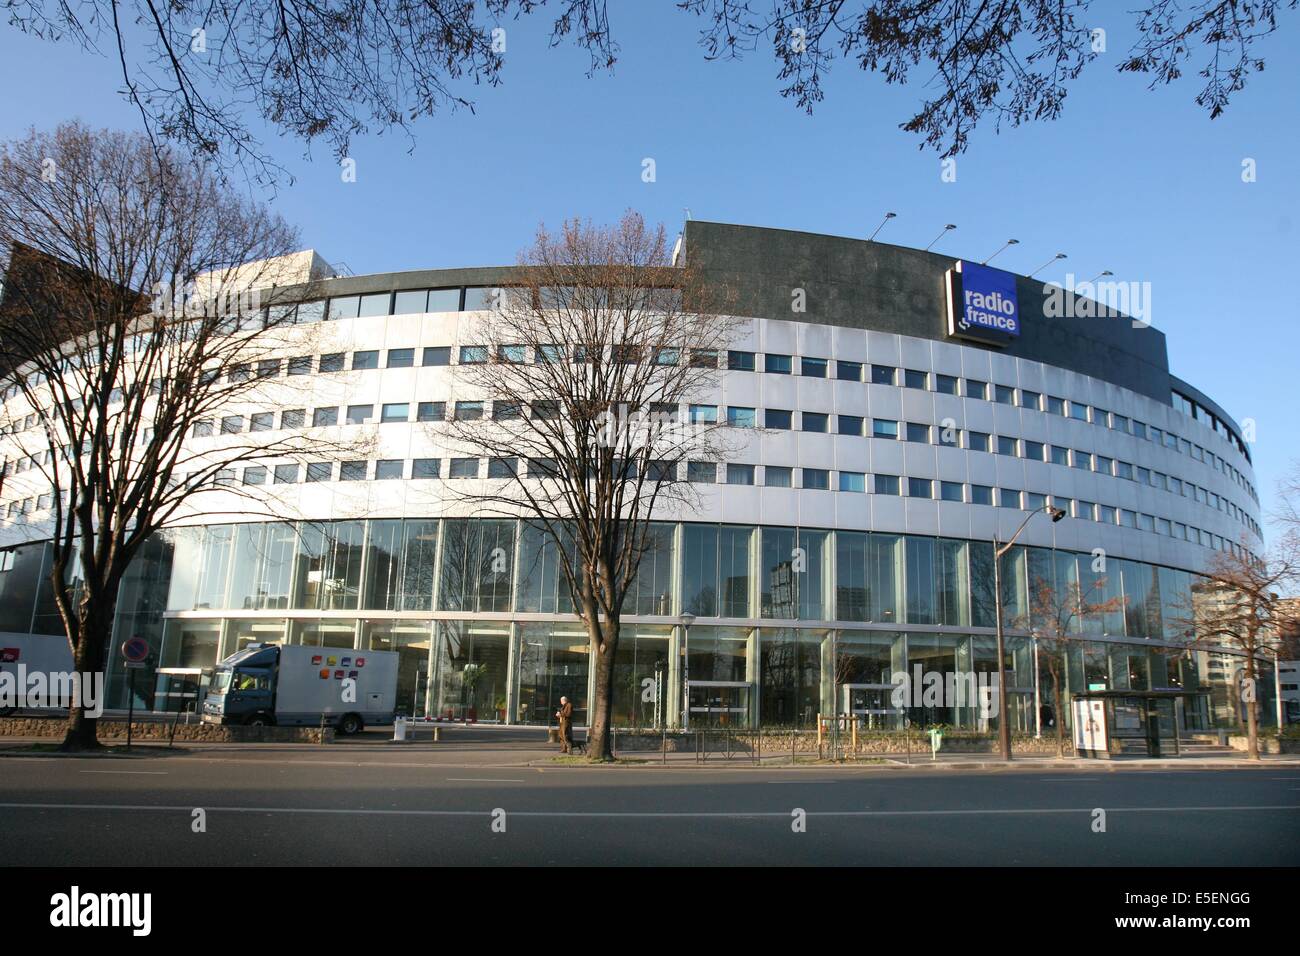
top-left (2, 5), bottom-right (1297, 540)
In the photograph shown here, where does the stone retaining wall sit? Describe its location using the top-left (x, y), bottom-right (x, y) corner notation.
top-left (0, 716), bottom-right (333, 744)
top-left (612, 731), bottom-right (1069, 756)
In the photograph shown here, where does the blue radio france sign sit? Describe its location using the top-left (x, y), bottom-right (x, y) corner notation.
top-left (945, 260), bottom-right (1020, 345)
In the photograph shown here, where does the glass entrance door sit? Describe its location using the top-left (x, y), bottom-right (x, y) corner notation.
top-left (687, 681), bottom-right (750, 728)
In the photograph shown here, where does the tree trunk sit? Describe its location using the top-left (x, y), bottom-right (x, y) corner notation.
top-left (1051, 669), bottom-right (1066, 759)
top-left (59, 604), bottom-right (113, 752)
top-left (1244, 655), bottom-right (1260, 761)
top-left (586, 620), bottom-right (619, 761)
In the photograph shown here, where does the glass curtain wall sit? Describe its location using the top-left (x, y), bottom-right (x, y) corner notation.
top-left (433, 620), bottom-right (512, 721)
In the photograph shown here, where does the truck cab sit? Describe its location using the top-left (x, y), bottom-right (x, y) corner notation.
top-left (202, 644), bottom-right (278, 726)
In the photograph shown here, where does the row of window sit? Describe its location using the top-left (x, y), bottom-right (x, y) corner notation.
top-left (5, 454), bottom-right (1246, 563)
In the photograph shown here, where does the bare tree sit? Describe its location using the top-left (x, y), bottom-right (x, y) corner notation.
top-left (439, 211), bottom-right (740, 760)
top-left (5, 2), bottom-right (1291, 178)
top-left (682, 0), bottom-right (1293, 156)
top-left (1021, 573), bottom-right (1126, 758)
top-left (0, 122), bottom-right (363, 750)
top-left (1171, 543), bottom-right (1298, 759)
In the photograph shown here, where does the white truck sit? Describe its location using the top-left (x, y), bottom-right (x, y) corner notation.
top-left (201, 643), bottom-right (398, 735)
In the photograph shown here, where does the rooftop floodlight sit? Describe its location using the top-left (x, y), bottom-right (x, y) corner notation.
top-left (868, 212), bottom-right (897, 242)
top-left (1028, 252), bottom-right (1067, 278)
top-left (924, 224), bottom-right (957, 252)
top-left (983, 238), bottom-right (1019, 265)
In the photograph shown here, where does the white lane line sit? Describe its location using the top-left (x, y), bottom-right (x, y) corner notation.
top-left (78, 770), bottom-right (168, 775)
top-left (445, 778), bottom-right (527, 783)
top-left (0, 803), bottom-right (1294, 818)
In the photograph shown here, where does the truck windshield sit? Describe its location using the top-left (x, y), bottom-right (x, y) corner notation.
top-left (209, 670), bottom-right (232, 695)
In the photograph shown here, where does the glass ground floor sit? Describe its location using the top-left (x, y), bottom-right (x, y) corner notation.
top-left (99, 616), bottom-right (1273, 734)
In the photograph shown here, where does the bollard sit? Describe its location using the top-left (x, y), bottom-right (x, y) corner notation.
top-left (928, 727), bottom-right (943, 761)
top-left (432, 726), bottom-right (440, 742)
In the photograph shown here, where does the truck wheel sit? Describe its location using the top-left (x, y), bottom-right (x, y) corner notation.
top-left (338, 714), bottom-right (363, 736)
top-left (245, 713), bottom-right (273, 727)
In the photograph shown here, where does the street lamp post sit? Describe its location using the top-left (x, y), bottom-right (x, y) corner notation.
top-left (679, 612), bottom-right (695, 731)
top-left (993, 505), bottom-right (1066, 761)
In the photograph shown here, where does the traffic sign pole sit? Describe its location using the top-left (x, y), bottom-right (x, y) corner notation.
top-left (119, 637), bottom-right (151, 750)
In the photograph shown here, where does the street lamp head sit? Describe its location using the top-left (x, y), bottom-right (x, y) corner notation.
top-left (1048, 506), bottom-right (1067, 522)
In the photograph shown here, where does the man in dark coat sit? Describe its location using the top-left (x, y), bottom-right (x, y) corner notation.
top-left (556, 696), bottom-right (574, 753)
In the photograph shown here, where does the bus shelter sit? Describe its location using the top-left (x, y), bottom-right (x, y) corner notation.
top-left (1071, 690), bottom-right (1193, 758)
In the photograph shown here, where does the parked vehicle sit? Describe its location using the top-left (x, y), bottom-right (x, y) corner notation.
top-left (201, 643), bottom-right (398, 735)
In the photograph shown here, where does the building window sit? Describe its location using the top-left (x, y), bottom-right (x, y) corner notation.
top-left (381, 403), bottom-right (410, 424)
top-left (765, 466), bottom-right (793, 488)
top-left (1023, 440), bottom-right (1045, 461)
top-left (455, 401), bottom-right (484, 421)
top-left (970, 484), bottom-right (993, 505)
top-left (904, 369), bottom-right (927, 389)
top-left (726, 463), bottom-right (755, 485)
top-left (764, 353), bottom-right (792, 374)
top-left (839, 471), bottom-right (866, 493)
top-left (449, 458), bottom-right (479, 479)
top-left (871, 364), bottom-right (896, 385)
top-left (689, 349), bottom-right (718, 368)
top-left (192, 420), bottom-right (213, 438)
top-left (965, 379), bottom-right (988, 400)
top-left (1025, 492), bottom-right (1047, 511)
top-left (375, 460), bottom-right (405, 480)
top-left (281, 409), bottom-right (305, 429)
top-left (686, 462), bottom-right (716, 483)
top-left (392, 289), bottom-right (428, 315)
top-left (998, 488), bottom-right (1021, 508)
top-left (836, 360), bottom-right (862, 382)
top-left (488, 457), bottom-right (517, 478)
top-left (1069, 402), bottom-right (1090, 422)
top-left (997, 435), bottom-right (1018, 456)
top-left (802, 468), bottom-right (829, 489)
top-left (273, 464), bottom-right (299, 484)
top-left (873, 474), bottom-right (899, 495)
top-left (346, 405), bottom-right (374, 425)
top-left (352, 350), bottom-right (380, 370)
top-left (249, 412), bottom-right (274, 432)
top-left (493, 402), bottom-right (523, 422)
top-left (1073, 450), bottom-right (1093, 470)
top-left (872, 419), bottom-right (898, 440)
top-left (1050, 445), bottom-right (1069, 465)
top-left (357, 293), bottom-right (391, 317)
top-left (908, 477), bottom-right (933, 498)
top-left (727, 407), bottom-right (756, 428)
top-left (939, 481), bottom-right (964, 502)
top-left (242, 466), bottom-right (267, 486)
top-left (220, 415), bottom-right (243, 435)
top-left (800, 356), bottom-right (828, 378)
top-left (319, 352), bottom-right (345, 373)
top-left (934, 374), bottom-right (958, 395)
top-left (288, 356), bottom-right (313, 376)
top-left (306, 462), bottom-right (333, 482)
top-left (727, 350), bottom-right (756, 371)
top-left (838, 415), bottom-right (864, 436)
top-left (994, 384), bottom-right (1015, 405)
top-left (766, 409), bottom-right (793, 430)
top-left (905, 422), bottom-right (930, 443)
top-left (967, 431), bottom-right (990, 452)
top-left (417, 402), bottom-right (446, 422)
top-left (412, 458), bottom-right (441, 479)
top-left (387, 348), bottom-right (415, 368)
top-left (422, 347), bottom-right (451, 367)
top-left (1019, 390), bottom-right (1040, 410)
top-left (459, 346), bottom-right (489, 364)
top-left (802, 412), bottom-right (829, 433)
top-left (257, 359), bottom-right (281, 379)
top-left (689, 404), bottom-right (718, 425)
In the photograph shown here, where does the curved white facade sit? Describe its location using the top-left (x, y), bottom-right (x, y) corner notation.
top-left (0, 223), bottom-right (1270, 734)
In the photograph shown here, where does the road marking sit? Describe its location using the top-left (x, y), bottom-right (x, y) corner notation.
top-left (0, 802), bottom-right (1294, 819)
top-left (78, 770), bottom-right (168, 775)
top-left (1042, 778), bottom-right (1100, 782)
top-left (445, 778), bottom-right (526, 783)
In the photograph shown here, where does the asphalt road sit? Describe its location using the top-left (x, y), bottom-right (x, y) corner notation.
top-left (1, 755), bottom-right (1297, 866)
